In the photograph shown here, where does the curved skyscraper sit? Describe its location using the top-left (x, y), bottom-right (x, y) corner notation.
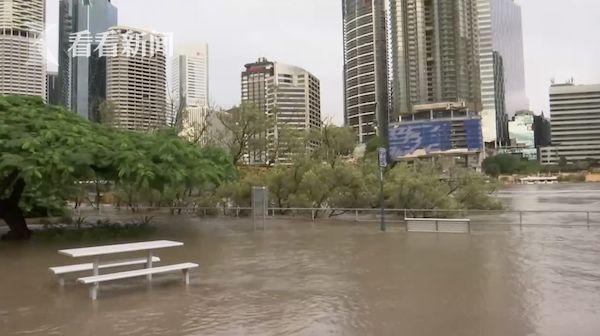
top-left (342, 0), bottom-right (389, 144)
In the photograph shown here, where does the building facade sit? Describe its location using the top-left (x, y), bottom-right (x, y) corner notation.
top-left (478, 0), bottom-right (528, 145)
top-left (342, 0), bottom-right (389, 144)
top-left (540, 83), bottom-right (600, 165)
top-left (170, 44), bottom-right (209, 138)
top-left (389, 103), bottom-right (483, 169)
top-left (0, 0), bottom-right (45, 98)
top-left (106, 27), bottom-right (167, 131)
top-left (58, 0), bottom-right (117, 120)
top-left (505, 110), bottom-right (536, 160)
top-left (46, 71), bottom-right (60, 105)
top-left (533, 112), bottom-right (551, 149)
top-left (242, 58), bottom-right (321, 164)
top-left (388, 0), bottom-right (483, 166)
top-left (390, 0), bottom-right (482, 116)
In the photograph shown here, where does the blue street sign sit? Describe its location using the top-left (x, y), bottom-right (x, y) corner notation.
top-left (378, 148), bottom-right (387, 168)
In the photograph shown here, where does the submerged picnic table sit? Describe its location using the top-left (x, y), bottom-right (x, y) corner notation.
top-left (52, 240), bottom-right (198, 300)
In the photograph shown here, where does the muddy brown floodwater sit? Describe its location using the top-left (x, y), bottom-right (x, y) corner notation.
top-left (1, 184), bottom-right (600, 335)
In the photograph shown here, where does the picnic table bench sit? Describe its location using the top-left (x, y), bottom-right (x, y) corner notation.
top-left (51, 240), bottom-right (198, 300)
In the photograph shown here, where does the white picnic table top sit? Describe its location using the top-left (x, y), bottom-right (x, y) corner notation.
top-left (58, 240), bottom-right (183, 258)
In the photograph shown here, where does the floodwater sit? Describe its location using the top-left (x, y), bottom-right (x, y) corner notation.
top-left (1, 184), bottom-right (600, 335)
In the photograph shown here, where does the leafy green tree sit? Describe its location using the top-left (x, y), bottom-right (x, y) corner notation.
top-left (98, 100), bottom-right (117, 126)
top-left (385, 163), bottom-right (459, 212)
top-left (0, 96), bottom-right (234, 240)
top-left (308, 124), bottom-right (356, 167)
top-left (216, 103), bottom-right (272, 165)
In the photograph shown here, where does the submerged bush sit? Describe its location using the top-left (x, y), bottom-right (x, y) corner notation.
top-left (32, 223), bottom-right (156, 242)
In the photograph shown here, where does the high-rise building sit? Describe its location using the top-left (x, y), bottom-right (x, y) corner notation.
top-left (58, 0), bottom-right (117, 120)
top-left (46, 71), bottom-right (60, 105)
top-left (106, 26), bottom-right (167, 131)
top-left (0, 0), bottom-right (45, 98)
top-left (242, 58), bottom-right (321, 164)
top-left (492, 51), bottom-right (509, 146)
top-left (390, 0), bottom-right (482, 116)
top-left (389, 0), bottom-right (484, 167)
top-left (170, 44), bottom-right (209, 137)
top-left (540, 83), bottom-right (600, 165)
top-left (342, 0), bottom-right (389, 144)
top-left (478, 0), bottom-right (528, 145)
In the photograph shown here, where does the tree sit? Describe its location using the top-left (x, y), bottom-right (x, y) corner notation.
top-left (216, 103), bottom-right (272, 165)
top-left (308, 124), bottom-right (356, 167)
top-left (0, 96), bottom-right (234, 240)
top-left (98, 100), bottom-right (117, 126)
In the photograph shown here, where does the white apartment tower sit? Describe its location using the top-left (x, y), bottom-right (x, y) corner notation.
top-left (106, 26), bottom-right (167, 131)
top-left (0, 0), bottom-right (46, 98)
top-left (170, 44), bottom-right (209, 139)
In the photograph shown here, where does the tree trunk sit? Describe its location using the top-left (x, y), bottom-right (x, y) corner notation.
top-left (0, 201), bottom-right (30, 240)
top-left (0, 176), bottom-right (31, 240)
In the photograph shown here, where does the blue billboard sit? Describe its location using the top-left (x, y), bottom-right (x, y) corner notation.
top-left (389, 119), bottom-right (483, 159)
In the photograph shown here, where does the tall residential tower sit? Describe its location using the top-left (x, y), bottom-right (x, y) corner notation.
top-left (0, 0), bottom-right (45, 98)
top-left (390, 0), bottom-right (482, 115)
top-left (342, 0), bottom-right (389, 144)
top-left (388, 0), bottom-right (484, 167)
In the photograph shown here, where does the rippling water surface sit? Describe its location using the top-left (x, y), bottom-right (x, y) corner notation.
top-left (1, 184), bottom-right (600, 335)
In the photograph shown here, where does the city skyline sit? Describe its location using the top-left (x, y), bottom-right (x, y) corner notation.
top-left (43, 0), bottom-right (600, 124)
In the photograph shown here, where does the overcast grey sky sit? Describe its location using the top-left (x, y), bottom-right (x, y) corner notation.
top-left (46, 0), bottom-right (600, 123)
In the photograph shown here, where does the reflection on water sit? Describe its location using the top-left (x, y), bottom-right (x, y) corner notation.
top-left (1, 184), bottom-right (600, 335)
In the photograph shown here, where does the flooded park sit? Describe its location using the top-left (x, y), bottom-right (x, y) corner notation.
top-left (1, 184), bottom-right (600, 335)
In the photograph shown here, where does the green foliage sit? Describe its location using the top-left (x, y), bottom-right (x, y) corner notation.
top-left (483, 154), bottom-right (541, 176)
top-left (0, 95), bottom-right (235, 218)
top-left (308, 125), bottom-right (356, 167)
top-left (33, 223), bottom-right (156, 243)
top-left (483, 154), bottom-right (597, 177)
top-left (216, 103), bottom-right (272, 165)
top-left (557, 173), bottom-right (587, 183)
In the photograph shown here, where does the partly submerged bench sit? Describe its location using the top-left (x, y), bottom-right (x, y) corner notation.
top-left (50, 257), bottom-right (161, 286)
top-left (79, 263), bottom-right (199, 300)
top-left (53, 240), bottom-right (197, 300)
top-left (405, 218), bottom-right (471, 234)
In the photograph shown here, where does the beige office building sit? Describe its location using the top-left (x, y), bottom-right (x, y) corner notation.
top-left (0, 0), bottom-right (46, 98)
top-left (106, 26), bottom-right (167, 131)
top-left (242, 58), bottom-right (321, 164)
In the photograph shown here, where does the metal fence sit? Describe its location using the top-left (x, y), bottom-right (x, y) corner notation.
top-left (68, 205), bottom-right (600, 230)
